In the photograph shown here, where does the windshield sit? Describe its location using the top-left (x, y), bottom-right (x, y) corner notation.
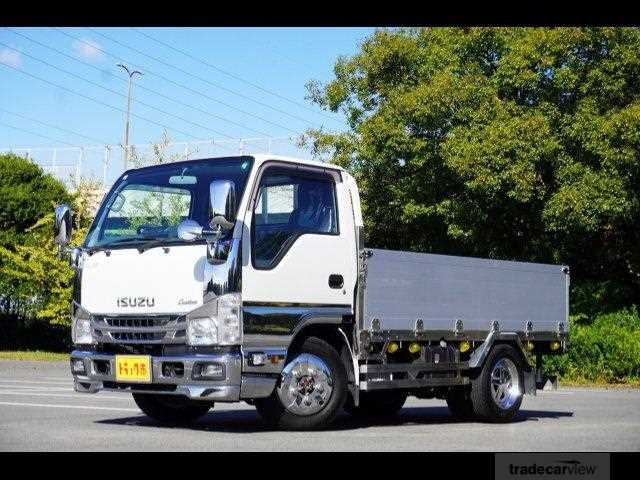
top-left (85, 157), bottom-right (254, 249)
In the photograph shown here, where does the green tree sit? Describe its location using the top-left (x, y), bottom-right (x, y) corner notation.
top-left (0, 153), bottom-right (71, 318)
top-left (304, 27), bottom-right (640, 311)
top-left (0, 153), bottom-right (70, 243)
top-left (0, 154), bottom-right (96, 325)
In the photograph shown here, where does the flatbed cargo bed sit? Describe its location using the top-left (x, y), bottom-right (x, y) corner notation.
top-left (362, 248), bottom-right (569, 340)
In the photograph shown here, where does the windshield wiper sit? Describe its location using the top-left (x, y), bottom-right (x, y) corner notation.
top-left (136, 238), bottom-right (169, 253)
top-left (87, 236), bottom-right (166, 255)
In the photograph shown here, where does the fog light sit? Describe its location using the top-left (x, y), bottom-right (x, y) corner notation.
top-left (408, 342), bottom-right (421, 354)
top-left (459, 340), bottom-right (471, 353)
top-left (192, 362), bottom-right (225, 380)
top-left (71, 359), bottom-right (85, 374)
top-left (249, 352), bottom-right (266, 366)
top-left (525, 341), bottom-right (535, 351)
top-left (387, 342), bottom-right (399, 354)
top-left (550, 341), bottom-right (561, 351)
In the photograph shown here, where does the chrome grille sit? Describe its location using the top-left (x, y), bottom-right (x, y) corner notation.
top-left (105, 317), bottom-right (170, 328)
top-left (93, 315), bottom-right (186, 344)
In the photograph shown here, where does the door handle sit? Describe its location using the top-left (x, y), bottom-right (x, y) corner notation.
top-left (328, 274), bottom-right (344, 289)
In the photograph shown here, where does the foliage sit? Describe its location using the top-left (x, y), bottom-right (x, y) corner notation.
top-left (0, 158), bottom-right (97, 325)
top-left (0, 153), bottom-right (70, 237)
top-left (304, 27), bottom-right (640, 308)
top-left (0, 154), bottom-right (72, 321)
top-left (544, 307), bottom-right (640, 382)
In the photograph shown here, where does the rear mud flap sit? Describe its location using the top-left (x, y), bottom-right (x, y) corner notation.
top-left (524, 369), bottom-right (537, 396)
top-left (538, 375), bottom-right (559, 391)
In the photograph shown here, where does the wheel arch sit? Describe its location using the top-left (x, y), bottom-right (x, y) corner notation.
top-left (287, 320), bottom-right (358, 401)
top-left (468, 333), bottom-right (531, 372)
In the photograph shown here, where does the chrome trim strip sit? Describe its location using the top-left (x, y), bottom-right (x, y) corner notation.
top-left (360, 377), bottom-right (469, 391)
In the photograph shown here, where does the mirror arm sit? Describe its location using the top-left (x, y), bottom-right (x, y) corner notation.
top-left (201, 225), bottom-right (223, 245)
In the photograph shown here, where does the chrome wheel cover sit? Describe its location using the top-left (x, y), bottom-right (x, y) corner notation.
top-left (277, 353), bottom-right (334, 416)
top-left (490, 358), bottom-right (521, 410)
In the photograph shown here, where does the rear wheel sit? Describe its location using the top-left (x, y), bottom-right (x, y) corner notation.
top-left (132, 393), bottom-right (212, 423)
top-left (254, 336), bottom-right (347, 430)
top-left (344, 390), bottom-right (407, 417)
top-left (470, 344), bottom-right (524, 423)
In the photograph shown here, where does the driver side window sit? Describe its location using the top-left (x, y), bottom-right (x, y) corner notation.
top-left (252, 168), bottom-right (337, 269)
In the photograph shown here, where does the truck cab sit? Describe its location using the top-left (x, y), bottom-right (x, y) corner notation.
top-left (55, 154), bottom-right (568, 429)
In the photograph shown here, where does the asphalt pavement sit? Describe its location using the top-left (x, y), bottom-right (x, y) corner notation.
top-left (0, 360), bottom-right (638, 451)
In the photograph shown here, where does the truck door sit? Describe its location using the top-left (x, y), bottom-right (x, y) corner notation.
top-left (241, 162), bottom-right (357, 311)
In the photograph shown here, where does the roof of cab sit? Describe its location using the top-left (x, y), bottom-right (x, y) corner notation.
top-left (124, 153), bottom-right (344, 175)
top-left (249, 154), bottom-right (344, 172)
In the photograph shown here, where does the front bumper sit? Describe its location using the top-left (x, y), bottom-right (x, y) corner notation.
top-left (70, 350), bottom-right (245, 402)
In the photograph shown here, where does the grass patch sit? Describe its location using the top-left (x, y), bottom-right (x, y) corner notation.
top-left (559, 376), bottom-right (640, 388)
top-left (0, 350), bottom-right (69, 361)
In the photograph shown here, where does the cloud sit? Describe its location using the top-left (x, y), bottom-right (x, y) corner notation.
top-left (0, 48), bottom-right (21, 68)
top-left (72, 38), bottom-right (103, 61)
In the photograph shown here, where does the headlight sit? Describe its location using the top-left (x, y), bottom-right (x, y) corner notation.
top-left (186, 293), bottom-right (242, 346)
top-left (71, 302), bottom-right (93, 345)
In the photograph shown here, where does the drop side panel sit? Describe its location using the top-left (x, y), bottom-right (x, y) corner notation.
top-left (363, 249), bottom-right (569, 336)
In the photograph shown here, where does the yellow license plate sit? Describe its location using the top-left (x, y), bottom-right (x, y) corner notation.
top-left (115, 355), bottom-right (152, 383)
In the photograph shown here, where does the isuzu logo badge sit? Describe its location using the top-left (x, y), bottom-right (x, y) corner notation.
top-left (116, 297), bottom-right (155, 307)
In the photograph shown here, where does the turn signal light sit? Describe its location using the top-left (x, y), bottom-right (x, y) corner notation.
top-left (408, 342), bottom-right (421, 354)
top-left (525, 341), bottom-right (535, 351)
top-left (387, 342), bottom-right (399, 354)
top-left (459, 340), bottom-right (471, 353)
top-left (550, 341), bottom-right (561, 351)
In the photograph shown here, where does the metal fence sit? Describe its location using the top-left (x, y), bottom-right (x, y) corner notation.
top-left (1, 136), bottom-right (317, 191)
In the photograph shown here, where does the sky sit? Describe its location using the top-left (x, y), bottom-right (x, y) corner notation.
top-left (0, 27), bottom-right (374, 182)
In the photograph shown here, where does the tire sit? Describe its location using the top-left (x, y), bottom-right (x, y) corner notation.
top-left (344, 390), bottom-right (407, 417)
top-left (470, 344), bottom-right (524, 423)
top-left (254, 336), bottom-right (347, 430)
top-left (445, 386), bottom-right (475, 421)
top-left (132, 393), bottom-right (212, 423)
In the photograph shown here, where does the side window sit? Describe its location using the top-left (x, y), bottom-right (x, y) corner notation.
top-left (252, 169), bottom-right (338, 269)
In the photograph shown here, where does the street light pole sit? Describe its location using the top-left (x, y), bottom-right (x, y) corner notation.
top-left (117, 64), bottom-right (143, 171)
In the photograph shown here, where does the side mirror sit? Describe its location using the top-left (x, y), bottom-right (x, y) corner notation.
top-left (54, 204), bottom-right (73, 252)
top-left (209, 180), bottom-right (236, 231)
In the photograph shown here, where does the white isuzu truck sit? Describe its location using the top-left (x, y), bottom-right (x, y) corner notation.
top-left (54, 154), bottom-right (569, 429)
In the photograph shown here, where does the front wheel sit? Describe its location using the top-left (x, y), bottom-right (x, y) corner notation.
top-left (470, 344), bottom-right (524, 423)
top-left (254, 336), bottom-right (347, 430)
top-left (132, 393), bottom-right (212, 423)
